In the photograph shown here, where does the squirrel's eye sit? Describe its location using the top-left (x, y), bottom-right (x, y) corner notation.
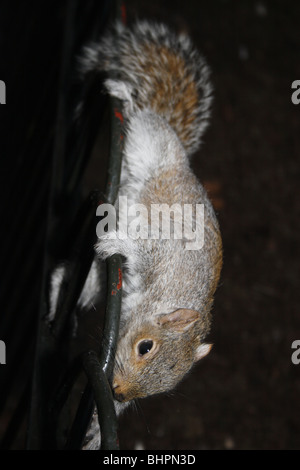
top-left (138, 340), bottom-right (153, 356)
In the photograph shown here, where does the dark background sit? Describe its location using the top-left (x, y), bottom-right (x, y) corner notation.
top-left (0, 0), bottom-right (300, 450)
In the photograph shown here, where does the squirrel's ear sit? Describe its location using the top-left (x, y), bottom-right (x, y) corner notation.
top-left (156, 308), bottom-right (199, 332)
top-left (195, 343), bottom-right (213, 362)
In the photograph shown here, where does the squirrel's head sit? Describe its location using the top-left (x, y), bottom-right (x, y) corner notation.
top-left (112, 308), bottom-right (212, 403)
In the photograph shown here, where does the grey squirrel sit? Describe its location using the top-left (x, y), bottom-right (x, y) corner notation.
top-left (51, 20), bottom-right (222, 406)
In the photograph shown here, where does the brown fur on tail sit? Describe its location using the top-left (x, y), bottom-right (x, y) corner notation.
top-left (80, 20), bottom-right (213, 155)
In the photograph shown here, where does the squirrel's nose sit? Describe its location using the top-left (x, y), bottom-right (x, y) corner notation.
top-left (112, 382), bottom-right (125, 402)
top-left (114, 391), bottom-right (125, 402)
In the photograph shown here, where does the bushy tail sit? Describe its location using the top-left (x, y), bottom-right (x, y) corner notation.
top-left (80, 20), bottom-right (213, 155)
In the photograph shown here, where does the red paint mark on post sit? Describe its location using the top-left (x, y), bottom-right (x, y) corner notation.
top-left (121, 3), bottom-right (127, 25)
top-left (114, 109), bottom-right (124, 124)
top-left (111, 269), bottom-right (122, 296)
top-left (117, 268), bottom-right (122, 290)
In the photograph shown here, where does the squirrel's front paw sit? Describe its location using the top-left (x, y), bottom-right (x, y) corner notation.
top-left (96, 229), bottom-right (134, 260)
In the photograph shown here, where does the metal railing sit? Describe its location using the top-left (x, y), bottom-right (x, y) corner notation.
top-left (0, 0), bottom-right (126, 450)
